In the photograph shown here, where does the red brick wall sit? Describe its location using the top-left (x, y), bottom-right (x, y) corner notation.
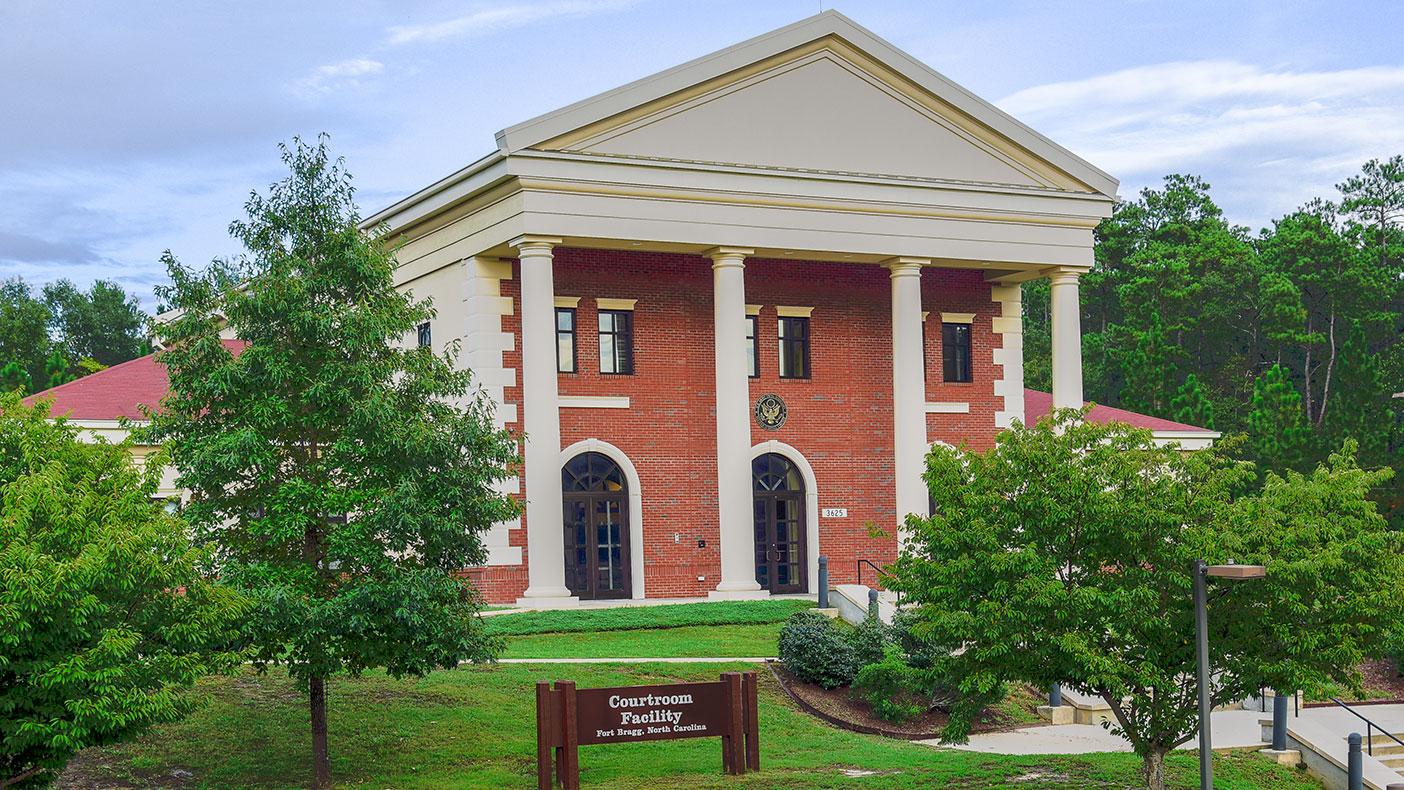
top-left (473, 248), bottom-right (1005, 604)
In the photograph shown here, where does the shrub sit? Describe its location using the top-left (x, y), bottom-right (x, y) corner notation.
top-left (778, 611), bottom-right (857, 689)
top-left (847, 614), bottom-right (894, 667)
top-left (852, 645), bottom-right (927, 723)
top-left (891, 609), bottom-right (954, 671)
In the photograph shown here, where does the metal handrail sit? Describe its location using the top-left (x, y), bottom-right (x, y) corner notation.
top-left (856, 558), bottom-right (886, 589)
top-left (1328, 696), bottom-right (1404, 756)
top-left (856, 559), bottom-right (902, 605)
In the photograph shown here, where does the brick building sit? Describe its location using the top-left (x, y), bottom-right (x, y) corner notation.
top-left (27, 12), bottom-right (1216, 606)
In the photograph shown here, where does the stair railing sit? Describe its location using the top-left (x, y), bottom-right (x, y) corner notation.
top-left (1328, 697), bottom-right (1404, 757)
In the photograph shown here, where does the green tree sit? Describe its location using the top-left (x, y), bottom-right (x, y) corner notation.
top-left (42, 279), bottom-right (145, 368)
top-left (1247, 364), bottom-right (1312, 473)
top-left (1337, 154), bottom-right (1404, 269)
top-left (1170, 372), bottom-right (1216, 430)
top-left (144, 137), bottom-right (521, 789)
top-left (892, 413), bottom-right (1404, 790)
top-left (0, 393), bottom-right (247, 789)
top-left (0, 279), bottom-right (51, 389)
top-left (0, 361), bottom-right (31, 394)
top-left (41, 351), bottom-right (72, 391)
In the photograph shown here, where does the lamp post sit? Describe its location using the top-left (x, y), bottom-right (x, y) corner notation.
top-left (1194, 559), bottom-right (1267, 790)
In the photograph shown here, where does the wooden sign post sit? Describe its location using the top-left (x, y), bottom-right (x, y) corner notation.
top-left (535, 671), bottom-right (759, 789)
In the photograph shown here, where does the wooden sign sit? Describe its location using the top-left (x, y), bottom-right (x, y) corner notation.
top-left (536, 671), bottom-right (759, 789)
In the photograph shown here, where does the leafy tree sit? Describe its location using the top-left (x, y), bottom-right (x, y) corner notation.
top-left (0, 392), bottom-right (247, 789)
top-left (143, 137), bottom-right (521, 789)
top-left (42, 279), bottom-right (145, 368)
top-left (0, 361), bottom-right (31, 395)
top-left (892, 412), bottom-right (1404, 790)
top-left (1247, 364), bottom-right (1312, 473)
top-left (41, 351), bottom-right (72, 391)
top-left (1170, 372), bottom-right (1215, 430)
top-left (0, 279), bottom-right (51, 389)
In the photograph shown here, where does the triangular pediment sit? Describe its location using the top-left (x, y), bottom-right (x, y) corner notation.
top-left (496, 12), bottom-right (1118, 197)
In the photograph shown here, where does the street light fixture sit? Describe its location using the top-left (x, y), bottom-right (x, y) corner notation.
top-left (1194, 559), bottom-right (1267, 790)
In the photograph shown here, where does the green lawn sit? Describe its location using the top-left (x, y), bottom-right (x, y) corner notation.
top-left (61, 663), bottom-right (1324, 790)
top-left (500, 623), bottom-right (780, 658)
top-left (484, 599), bottom-right (813, 636)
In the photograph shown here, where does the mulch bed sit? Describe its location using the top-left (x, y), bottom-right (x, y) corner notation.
top-left (767, 661), bottom-right (1046, 740)
top-left (1303, 658), bottom-right (1404, 707)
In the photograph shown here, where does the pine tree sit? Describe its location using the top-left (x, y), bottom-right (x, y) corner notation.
top-left (1323, 320), bottom-right (1385, 459)
top-left (1247, 364), bottom-right (1311, 473)
top-left (43, 350), bottom-right (73, 390)
top-left (1170, 373), bottom-right (1216, 430)
top-left (0, 360), bottom-right (32, 394)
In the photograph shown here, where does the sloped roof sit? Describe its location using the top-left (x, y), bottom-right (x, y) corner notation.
top-left (23, 340), bottom-right (245, 421)
top-left (1023, 388), bottom-right (1217, 435)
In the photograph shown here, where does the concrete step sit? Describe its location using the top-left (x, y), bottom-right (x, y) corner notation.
top-left (1378, 755), bottom-right (1404, 769)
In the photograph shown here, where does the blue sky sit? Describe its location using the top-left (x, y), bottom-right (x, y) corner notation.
top-left (3, 0), bottom-right (1402, 309)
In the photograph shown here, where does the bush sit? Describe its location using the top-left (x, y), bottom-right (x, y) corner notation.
top-left (847, 614), bottom-right (893, 667)
top-left (890, 609), bottom-right (954, 671)
top-left (778, 611), bottom-right (857, 689)
top-left (852, 645), bottom-right (927, 722)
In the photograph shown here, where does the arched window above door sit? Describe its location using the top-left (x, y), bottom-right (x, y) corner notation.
top-left (752, 453), bottom-right (802, 492)
top-left (562, 452), bottom-right (625, 493)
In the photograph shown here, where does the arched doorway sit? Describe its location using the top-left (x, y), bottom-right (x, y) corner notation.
top-left (752, 452), bottom-right (807, 594)
top-left (562, 452), bottom-right (630, 600)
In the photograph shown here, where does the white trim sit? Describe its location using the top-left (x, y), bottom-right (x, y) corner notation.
top-left (596, 298), bottom-right (637, 311)
top-left (940, 312), bottom-right (975, 324)
top-left (559, 395), bottom-right (630, 409)
top-left (745, 304), bottom-right (762, 316)
top-left (1151, 430), bottom-right (1221, 451)
top-left (554, 296), bottom-right (581, 309)
top-left (921, 311), bottom-right (929, 322)
top-left (775, 305), bottom-right (814, 318)
top-left (750, 440), bottom-right (821, 596)
top-left (561, 439), bottom-right (646, 600)
top-left (924, 402), bottom-right (970, 414)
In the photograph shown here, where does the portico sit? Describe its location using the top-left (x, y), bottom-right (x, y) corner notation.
top-left (365, 10), bottom-right (1118, 606)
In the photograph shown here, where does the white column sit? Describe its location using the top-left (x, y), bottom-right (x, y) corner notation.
top-left (512, 235), bottom-right (576, 607)
top-left (886, 258), bottom-right (929, 529)
top-left (1049, 267), bottom-right (1086, 410)
top-left (705, 246), bottom-right (765, 600)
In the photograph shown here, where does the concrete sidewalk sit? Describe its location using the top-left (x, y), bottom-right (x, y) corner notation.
top-left (927, 708), bottom-right (1269, 755)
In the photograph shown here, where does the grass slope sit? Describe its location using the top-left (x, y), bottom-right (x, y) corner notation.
top-left (484, 599), bottom-right (813, 636)
top-left (500, 623), bottom-right (780, 658)
top-left (61, 664), bottom-right (1324, 790)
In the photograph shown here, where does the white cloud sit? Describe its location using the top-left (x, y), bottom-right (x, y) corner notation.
top-left (998, 61), bottom-right (1404, 226)
top-left (387, 0), bottom-right (639, 46)
top-left (293, 58), bottom-right (385, 98)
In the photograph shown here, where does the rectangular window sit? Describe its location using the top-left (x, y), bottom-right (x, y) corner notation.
top-left (416, 321), bottom-right (431, 349)
top-left (778, 316), bottom-right (810, 379)
top-left (556, 308), bottom-right (576, 373)
top-left (942, 323), bottom-right (972, 383)
top-left (598, 310), bottom-right (633, 374)
top-left (746, 315), bottom-right (758, 378)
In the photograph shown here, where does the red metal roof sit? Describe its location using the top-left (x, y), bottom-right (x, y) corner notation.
top-left (1023, 388), bottom-right (1213, 433)
top-left (23, 340), bottom-right (245, 421)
